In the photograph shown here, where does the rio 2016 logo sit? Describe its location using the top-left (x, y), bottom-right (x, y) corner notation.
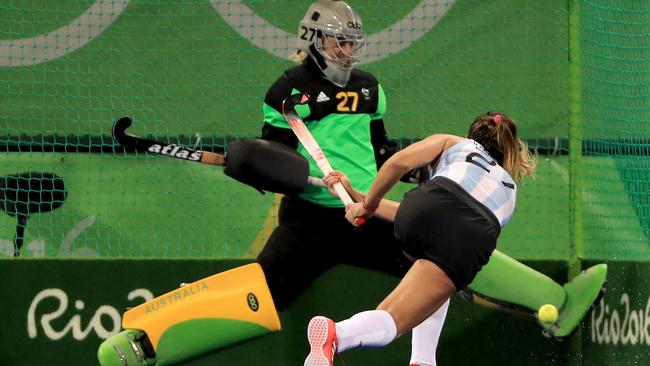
top-left (0, 215), bottom-right (98, 258)
top-left (590, 293), bottom-right (650, 346)
top-left (0, 0), bottom-right (455, 67)
top-left (27, 288), bottom-right (153, 341)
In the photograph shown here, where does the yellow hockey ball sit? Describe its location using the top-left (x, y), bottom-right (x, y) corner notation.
top-left (538, 304), bottom-right (559, 323)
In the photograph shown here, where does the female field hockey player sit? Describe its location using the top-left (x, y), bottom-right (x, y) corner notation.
top-left (304, 111), bottom-right (537, 366)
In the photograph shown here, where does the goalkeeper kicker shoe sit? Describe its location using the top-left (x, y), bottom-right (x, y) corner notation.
top-left (304, 316), bottom-right (338, 366)
top-left (544, 263), bottom-right (608, 338)
top-left (97, 329), bottom-right (156, 366)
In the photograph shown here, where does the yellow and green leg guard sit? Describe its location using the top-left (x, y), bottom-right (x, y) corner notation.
top-left (97, 263), bottom-right (281, 366)
top-left (464, 250), bottom-right (607, 338)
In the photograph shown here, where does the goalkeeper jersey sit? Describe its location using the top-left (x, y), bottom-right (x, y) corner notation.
top-left (262, 59), bottom-right (386, 207)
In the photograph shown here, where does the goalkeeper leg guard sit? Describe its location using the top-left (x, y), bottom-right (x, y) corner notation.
top-left (97, 263), bottom-right (281, 366)
top-left (464, 250), bottom-right (607, 338)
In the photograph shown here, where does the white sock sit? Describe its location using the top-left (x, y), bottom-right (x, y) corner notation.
top-left (409, 298), bottom-right (450, 366)
top-left (335, 310), bottom-right (397, 353)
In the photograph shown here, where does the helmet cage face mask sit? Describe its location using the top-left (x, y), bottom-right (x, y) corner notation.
top-left (297, 1), bottom-right (366, 87)
top-left (313, 30), bottom-right (365, 70)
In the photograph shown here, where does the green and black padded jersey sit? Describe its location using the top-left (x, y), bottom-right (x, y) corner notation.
top-left (261, 58), bottom-right (396, 207)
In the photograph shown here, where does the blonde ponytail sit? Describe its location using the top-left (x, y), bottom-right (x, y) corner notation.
top-left (468, 111), bottom-right (538, 182)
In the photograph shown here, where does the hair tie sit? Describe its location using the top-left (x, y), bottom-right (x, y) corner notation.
top-left (493, 114), bottom-right (501, 124)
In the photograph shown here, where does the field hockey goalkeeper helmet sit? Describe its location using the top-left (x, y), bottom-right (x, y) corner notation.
top-left (298, 0), bottom-right (366, 87)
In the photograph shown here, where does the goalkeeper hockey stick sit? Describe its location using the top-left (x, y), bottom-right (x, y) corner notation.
top-left (112, 116), bottom-right (324, 188)
top-left (281, 93), bottom-right (365, 225)
top-left (112, 116), bottom-right (224, 164)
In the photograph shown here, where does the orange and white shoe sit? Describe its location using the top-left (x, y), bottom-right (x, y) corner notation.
top-left (304, 316), bottom-right (338, 366)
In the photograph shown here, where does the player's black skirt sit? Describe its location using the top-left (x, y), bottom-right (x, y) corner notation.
top-left (394, 176), bottom-right (501, 290)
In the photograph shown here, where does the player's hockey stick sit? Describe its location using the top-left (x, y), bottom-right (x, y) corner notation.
top-left (112, 116), bottom-right (325, 188)
top-left (282, 93), bottom-right (365, 225)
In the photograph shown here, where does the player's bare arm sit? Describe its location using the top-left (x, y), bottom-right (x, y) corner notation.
top-left (323, 171), bottom-right (400, 222)
top-left (363, 134), bottom-right (463, 209)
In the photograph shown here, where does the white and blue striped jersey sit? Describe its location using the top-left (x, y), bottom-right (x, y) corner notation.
top-left (431, 139), bottom-right (517, 226)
